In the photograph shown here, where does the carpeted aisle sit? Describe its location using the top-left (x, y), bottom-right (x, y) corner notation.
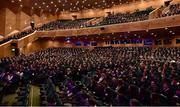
top-left (29, 85), bottom-right (40, 106)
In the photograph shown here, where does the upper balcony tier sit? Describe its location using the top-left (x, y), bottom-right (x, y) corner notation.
top-left (36, 14), bottom-right (180, 37)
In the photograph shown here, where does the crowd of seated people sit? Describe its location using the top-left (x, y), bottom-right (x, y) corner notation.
top-left (162, 3), bottom-right (180, 17)
top-left (62, 18), bottom-right (92, 29)
top-left (37, 20), bottom-right (71, 31)
top-left (37, 8), bottom-right (154, 31)
top-left (153, 47), bottom-right (180, 61)
top-left (38, 18), bottom-right (92, 31)
top-left (0, 55), bottom-right (31, 105)
top-left (0, 47), bottom-right (179, 106)
top-left (0, 29), bottom-right (35, 45)
top-left (95, 8), bottom-right (154, 26)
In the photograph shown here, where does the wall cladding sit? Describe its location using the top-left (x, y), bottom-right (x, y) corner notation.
top-left (0, 8), bottom-right (5, 36)
top-left (20, 11), bottom-right (31, 30)
top-left (0, 8), bottom-right (30, 37)
top-left (33, 14), bottom-right (42, 26)
top-left (0, 41), bottom-right (14, 58)
top-left (5, 8), bottom-right (16, 36)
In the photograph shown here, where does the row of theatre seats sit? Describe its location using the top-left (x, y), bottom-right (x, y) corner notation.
top-left (94, 7), bottom-right (154, 26)
top-left (40, 78), bottom-right (62, 106)
top-left (15, 83), bottom-right (30, 106)
top-left (0, 79), bottom-right (30, 106)
top-left (0, 61), bottom-right (30, 106)
top-left (0, 3), bottom-right (180, 45)
top-left (0, 47), bottom-right (179, 106)
top-left (38, 18), bottom-right (93, 31)
top-left (162, 3), bottom-right (180, 17)
top-left (37, 7), bottom-right (154, 31)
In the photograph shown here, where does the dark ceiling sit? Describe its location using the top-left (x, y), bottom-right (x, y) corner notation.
top-left (2, 0), bottom-right (142, 15)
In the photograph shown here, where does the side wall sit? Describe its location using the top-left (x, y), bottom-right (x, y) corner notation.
top-left (5, 8), bottom-right (17, 36)
top-left (0, 41), bottom-right (14, 58)
top-left (0, 8), bottom-right (6, 36)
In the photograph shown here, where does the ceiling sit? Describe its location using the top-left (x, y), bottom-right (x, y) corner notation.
top-left (3, 0), bottom-right (141, 15)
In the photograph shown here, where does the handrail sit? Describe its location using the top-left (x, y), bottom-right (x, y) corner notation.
top-left (18, 31), bottom-right (37, 41)
top-left (0, 31), bottom-right (37, 46)
top-left (0, 40), bottom-right (13, 47)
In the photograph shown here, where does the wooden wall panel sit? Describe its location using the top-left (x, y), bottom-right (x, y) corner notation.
top-left (103, 43), bottom-right (144, 47)
top-left (5, 8), bottom-right (17, 36)
top-left (20, 11), bottom-right (31, 30)
top-left (21, 39), bottom-right (61, 54)
top-left (17, 31), bottom-right (38, 48)
top-left (171, 0), bottom-right (180, 4)
top-left (0, 8), bottom-right (6, 36)
top-left (15, 12), bottom-right (21, 31)
top-left (0, 41), bottom-right (14, 58)
top-left (21, 39), bottom-right (45, 54)
top-left (33, 14), bottom-right (42, 26)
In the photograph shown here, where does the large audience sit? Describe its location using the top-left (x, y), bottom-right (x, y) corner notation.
top-left (162, 3), bottom-right (180, 17)
top-left (95, 8), bottom-right (154, 26)
top-left (0, 47), bottom-right (179, 106)
top-left (36, 3), bottom-right (180, 31)
top-left (37, 8), bottom-right (154, 31)
top-left (38, 18), bottom-right (92, 31)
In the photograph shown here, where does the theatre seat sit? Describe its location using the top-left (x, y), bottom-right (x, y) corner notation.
top-left (150, 93), bottom-right (168, 106)
top-left (128, 84), bottom-right (139, 99)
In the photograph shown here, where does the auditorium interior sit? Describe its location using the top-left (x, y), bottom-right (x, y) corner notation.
top-left (0, 0), bottom-right (180, 106)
